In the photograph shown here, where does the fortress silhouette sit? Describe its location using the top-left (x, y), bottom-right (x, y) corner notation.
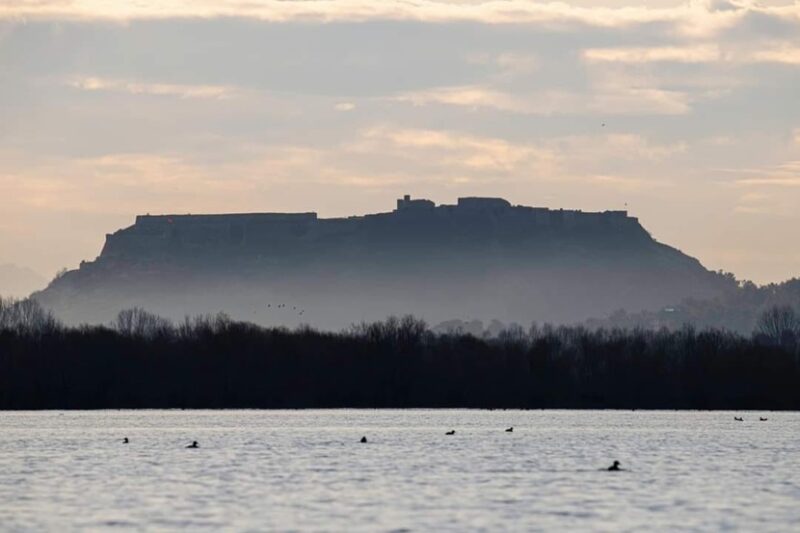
top-left (100, 196), bottom-right (639, 262)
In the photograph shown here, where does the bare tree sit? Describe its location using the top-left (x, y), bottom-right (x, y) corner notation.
top-left (114, 307), bottom-right (173, 339)
top-left (756, 305), bottom-right (799, 342)
top-left (0, 296), bottom-right (60, 334)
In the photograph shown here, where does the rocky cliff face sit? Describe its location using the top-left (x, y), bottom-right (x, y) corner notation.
top-left (35, 197), bottom-right (733, 328)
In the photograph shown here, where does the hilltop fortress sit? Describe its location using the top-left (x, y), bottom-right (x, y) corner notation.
top-left (38, 196), bottom-right (729, 328)
top-left (100, 196), bottom-right (639, 262)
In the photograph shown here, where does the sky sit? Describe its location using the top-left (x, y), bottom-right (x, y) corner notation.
top-left (1, 0), bottom-right (799, 290)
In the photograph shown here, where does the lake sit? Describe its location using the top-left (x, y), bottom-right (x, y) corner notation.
top-left (0, 410), bottom-right (798, 531)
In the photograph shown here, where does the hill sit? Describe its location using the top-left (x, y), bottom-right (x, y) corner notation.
top-left (34, 196), bottom-right (733, 328)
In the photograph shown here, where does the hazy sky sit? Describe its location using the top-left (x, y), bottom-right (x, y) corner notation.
top-left (1, 0), bottom-right (799, 288)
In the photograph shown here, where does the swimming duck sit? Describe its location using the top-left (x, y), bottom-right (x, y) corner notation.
top-left (123, 437), bottom-right (129, 444)
top-left (607, 461), bottom-right (621, 471)
top-left (360, 436), bottom-right (368, 443)
top-left (505, 427), bottom-right (513, 432)
top-left (734, 417), bottom-right (743, 421)
top-left (445, 430), bottom-right (455, 435)
top-left (760, 417), bottom-right (768, 421)
top-left (186, 441), bottom-right (199, 449)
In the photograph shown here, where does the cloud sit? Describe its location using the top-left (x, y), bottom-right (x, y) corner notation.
top-left (394, 84), bottom-right (691, 116)
top-left (466, 52), bottom-right (539, 81)
top-left (350, 126), bottom-right (560, 177)
top-left (67, 76), bottom-right (237, 99)
top-left (393, 86), bottom-right (530, 114)
top-left (731, 160), bottom-right (800, 188)
top-left (334, 102), bottom-right (356, 111)
top-left (586, 174), bottom-right (656, 192)
top-left (3, 126), bottom-right (683, 217)
top-left (746, 46), bottom-right (800, 65)
top-left (344, 126), bottom-right (682, 191)
top-left (736, 177), bottom-right (800, 187)
top-left (2, 0), bottom-right (798, 37)
top-left (555, 134), bottom-right (687, 162)
top-left (584, 45), bottom-right (723, 64)
top-left (0, 1), bottom-right (681, 24)
top-left (584, 44), bottom-right (800, 65)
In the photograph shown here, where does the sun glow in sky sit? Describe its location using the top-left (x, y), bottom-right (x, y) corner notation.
top-left (1, 0), bottom-right (799, 287)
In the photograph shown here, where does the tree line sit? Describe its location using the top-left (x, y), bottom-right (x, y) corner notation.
top-left (1, 296), bottom-right (798, 410)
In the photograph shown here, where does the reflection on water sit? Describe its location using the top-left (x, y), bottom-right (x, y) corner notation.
top-left (1, 410), bottom-right (798, 531)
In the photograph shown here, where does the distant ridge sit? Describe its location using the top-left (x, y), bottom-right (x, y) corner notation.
top-left (0, 264), bottom-right (47, 298)
top-left (35, 196), bottom-right (732, 327)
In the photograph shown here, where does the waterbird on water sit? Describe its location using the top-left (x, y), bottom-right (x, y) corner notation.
top-left (505, 427), bottom-right (513, 432)
top-left (760, 417), bottom-right (768, 421)
top-left (734, 417), bottom-right (744, 421)
top-left (186, 441), bottom-right (199, 449)
top-left (123, 437), bottom-right (129, 444)
top-left (360, 436), bottom-right (368, 443)
top-left (607, 461), bottom-right (621, 471)
top-left (445, 430), bottom-right (455, 435)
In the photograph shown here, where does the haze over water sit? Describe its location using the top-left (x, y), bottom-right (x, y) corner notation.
top-left (1, 410), bottom-right (798, 531)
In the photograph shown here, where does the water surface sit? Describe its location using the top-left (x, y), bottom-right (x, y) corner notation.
top-left (1, 410), bottom-right (798, 531)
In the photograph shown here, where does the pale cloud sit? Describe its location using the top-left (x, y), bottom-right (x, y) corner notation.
top-left (731, 160), bottom-right (800, 188)
top-left (4, 126), bottom-right (683, 219)
top-left (3, 0), bottom-right (799, 37)
top-left (584, 44), bottom-right (800, 65)
top-left (584, 45), bottom-right (724, 64)
top-left (466, 52), bottom-right (539, 81)
top-left (0, 0), bottom-right (685, 24)
top-left (351, 126), bottom-right (561, 176)
top-left (736, 177), bottom-right (800, 187)
top-left (0, 154), bottom-right (254, 214)
top-left (732, 174), bottom-right (799, 220)
top-left (67, 76), bottom-right (237, 100)
top-left (393, 86), bottom-right (530, 114)
top-left (334, 102), bottom-right (356, 111)
top-left (394, 84), bottom-right (690, 116)
top-left (554, 134), bottom-right (687, 162)
top-left (734, 190), bottom-right (775, 215)
top-left (586, 174), bottom-right (658, 192)
top-left (746, 46), bottom-right (800, 65)
top-left (346, 127), bottom-right (684, 189)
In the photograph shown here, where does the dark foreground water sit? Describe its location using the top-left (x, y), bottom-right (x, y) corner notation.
top-left (0, 410), bottom-right (798, 531)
